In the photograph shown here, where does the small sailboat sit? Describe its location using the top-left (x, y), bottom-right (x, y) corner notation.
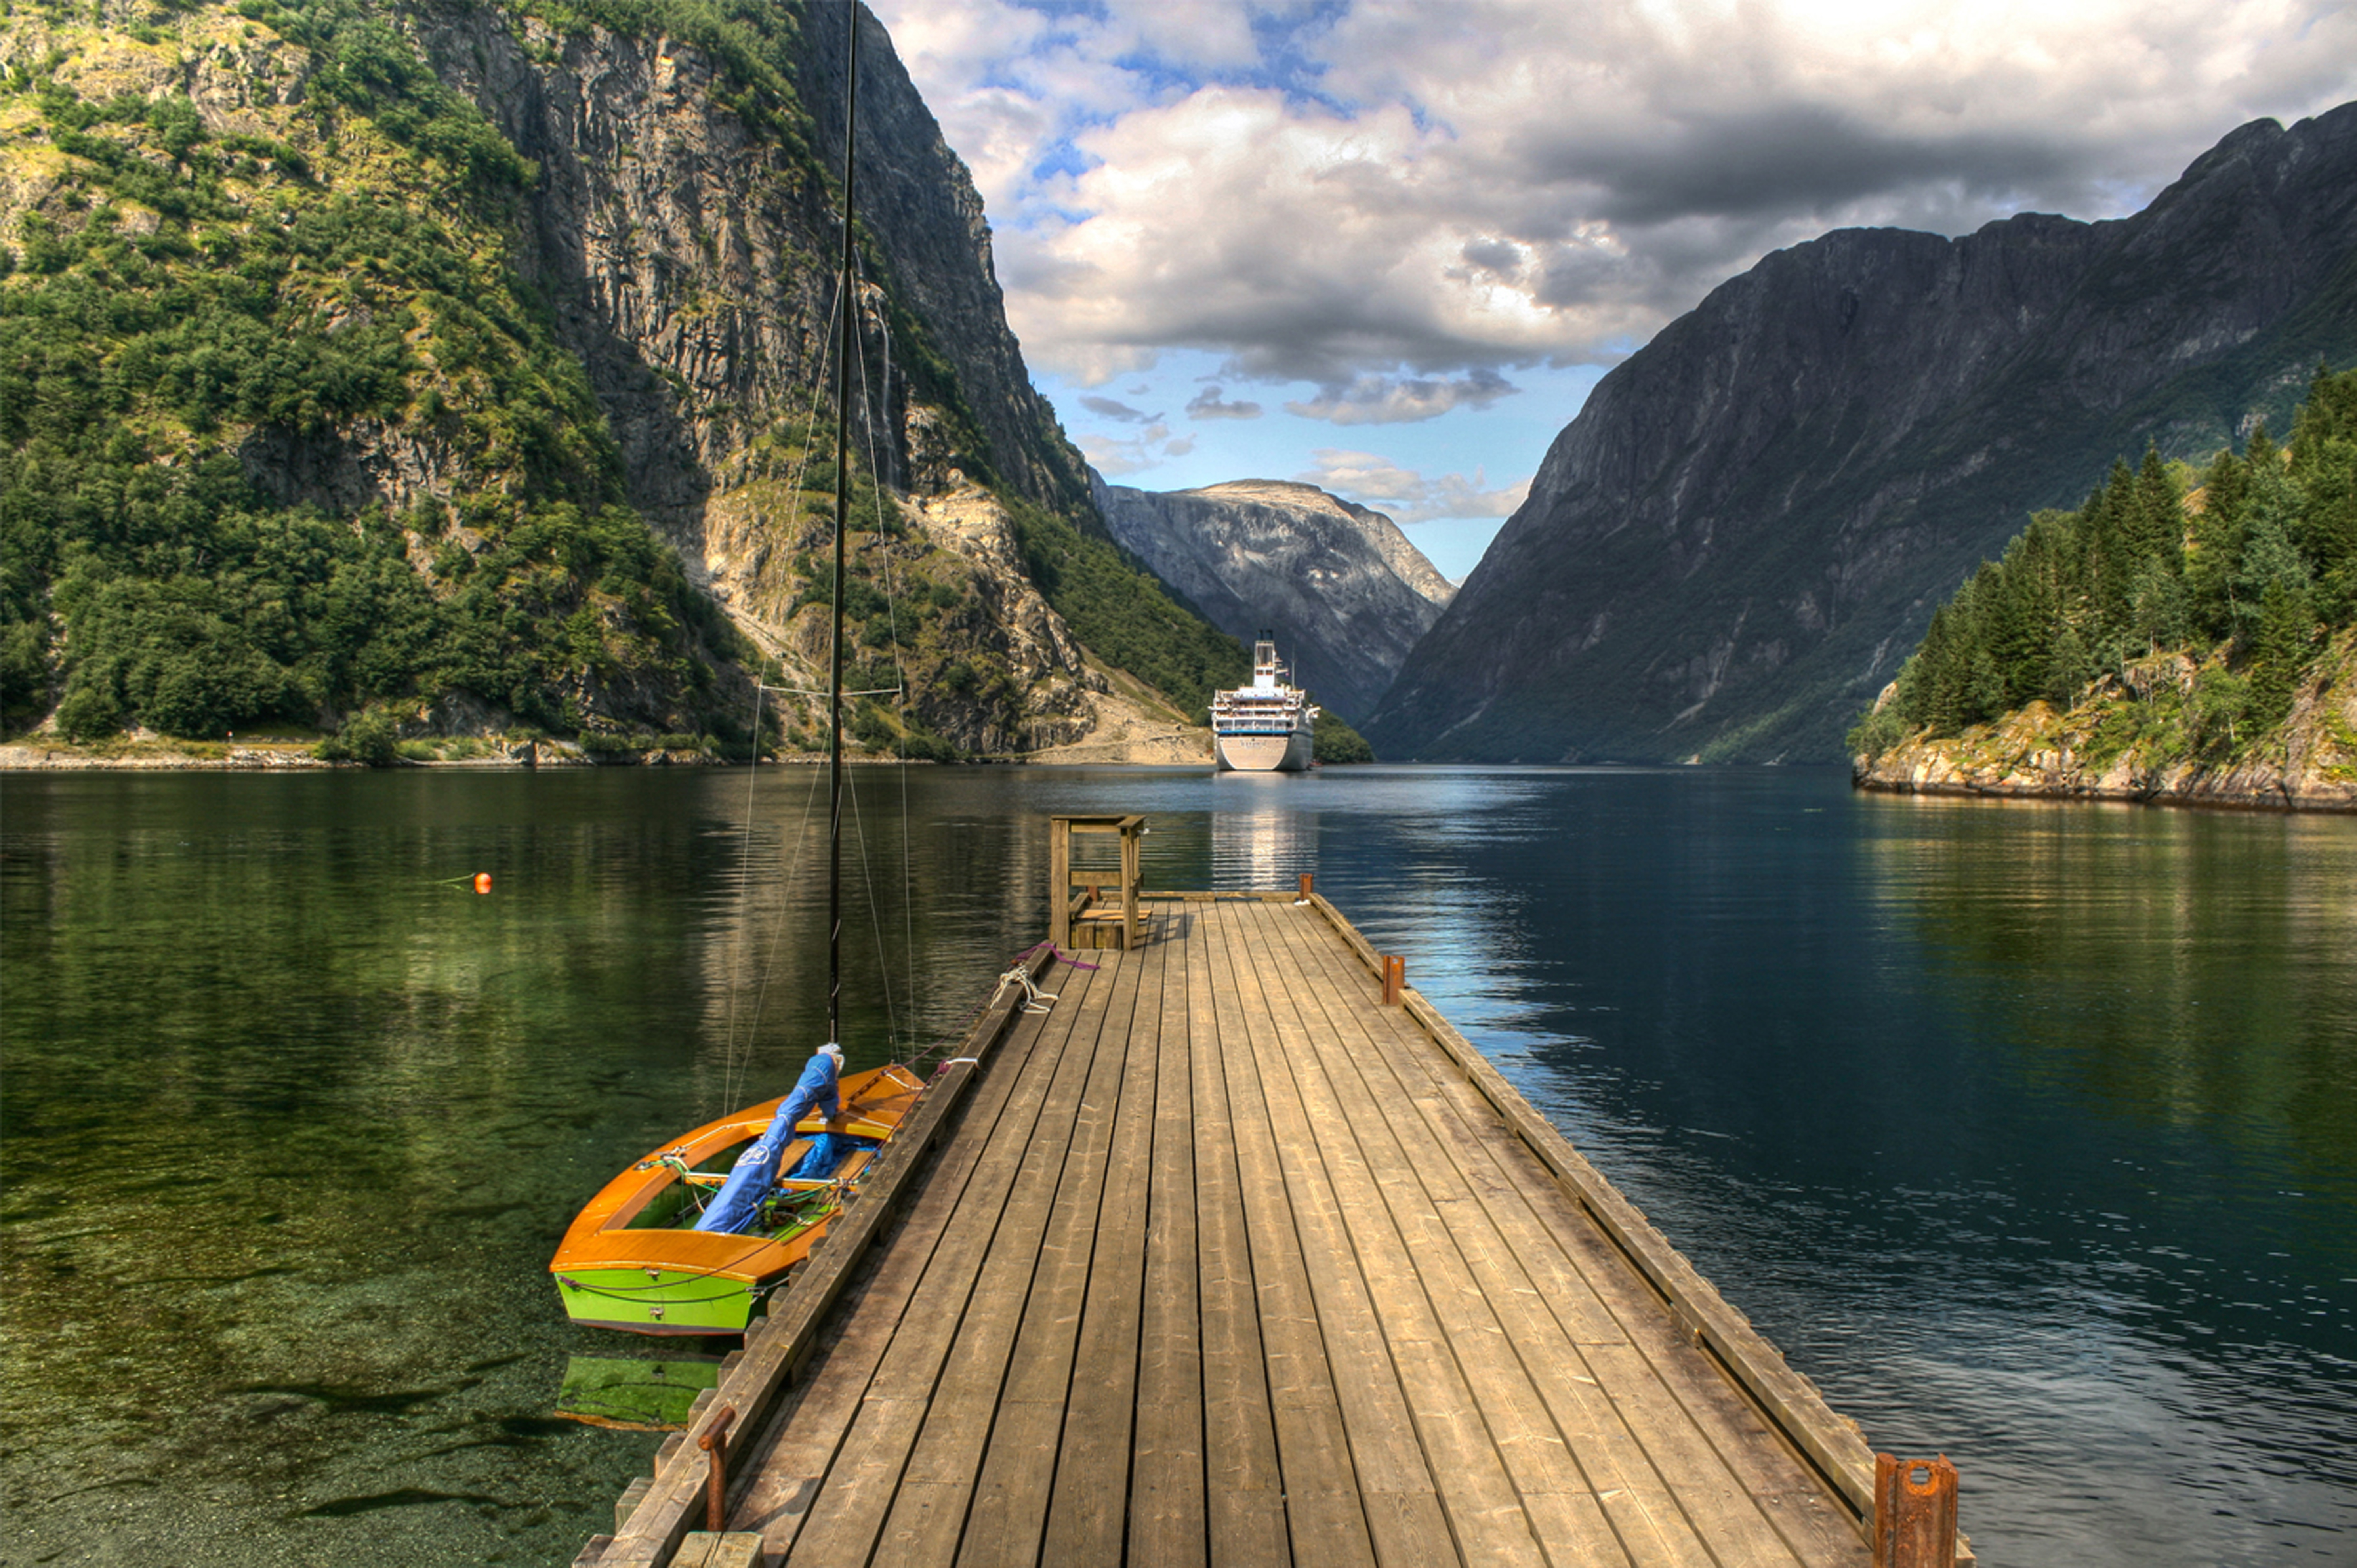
top-left (548, 1064), bottom-right (926, 1333)
top-left (548, 14), bottom-right (915, 1337)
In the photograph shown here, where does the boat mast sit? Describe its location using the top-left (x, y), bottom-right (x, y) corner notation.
top-left (826, 10), bottom-right (860, 1047)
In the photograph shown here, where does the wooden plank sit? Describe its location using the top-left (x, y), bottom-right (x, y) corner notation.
top-left (1131, 907), bottom-right (1207, 1568)
top-left (788, 948), bottom-right (1131, 1566)
top-left (1303, 886), bottom-right (1873, 1532)
top-left (754, 957), bottom-right (1111, 1563)
top-left (954, 1399), bottom-right (1066, 1568)
top-left (1182, 907), bottom-right (1293, 1568)
top-left (945, 939), bottom-right (1152, 1566)
top-left (1250, 899), bottom-right (1726, 1568)
top-left (594, 945), bottom-right (1061, 1568)
top-left (1273, 891), bottom-right (1800, 1566)
top-left (1230, 900), bottom-right (1547, 1568)
top-left (1397, 984), bottom-right (1873, 1528)
top-left (1195, 899), bottom-right (1384, 1568)
top-left (1284, 900), bottom-right (1866, 1566)
top-left (1293, 904), bottom-right (1832, 1565)
top-left (728, 959), bottom-right (1101, 1548)
top-left (1041, 906), bottom-right (1168, 1562)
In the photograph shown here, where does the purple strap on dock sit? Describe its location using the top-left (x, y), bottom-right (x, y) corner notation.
top-left (1015, 940), bottom-right (1100, 971)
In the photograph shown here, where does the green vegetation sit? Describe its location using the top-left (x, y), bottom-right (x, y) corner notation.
top-left (1005, 497), bottom-right (1249, 713)
top-left (0, 0), bottom-right (1232, 758)
top-left (0, 2), bottom-right (749, 743)
top-left (1850, 364), bottom-right (2357, 763)
top-left (1312, 707), bottom-right (1374, 764)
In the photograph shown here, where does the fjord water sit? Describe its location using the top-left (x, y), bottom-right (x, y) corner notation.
top-left (2, 767), bottom-right (2351, 1567)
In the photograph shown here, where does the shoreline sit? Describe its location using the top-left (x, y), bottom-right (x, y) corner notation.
top-left (0, 741), bottom-right (1220, 773)
top-left (1850, 768), bottom-right (2357, 814)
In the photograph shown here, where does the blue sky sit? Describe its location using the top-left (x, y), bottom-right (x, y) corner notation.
top-left (872, 0), bottom-right (2357, 584)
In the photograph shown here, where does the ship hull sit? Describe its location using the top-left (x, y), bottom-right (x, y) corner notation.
top-left (1216, 728), bottom-right (1314, 772)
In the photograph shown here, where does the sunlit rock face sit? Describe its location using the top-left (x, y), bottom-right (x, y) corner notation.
top-left (1092, 476), bottom-right (1455, 723)
top-left (1369, 104), bottom-right (2357, 764)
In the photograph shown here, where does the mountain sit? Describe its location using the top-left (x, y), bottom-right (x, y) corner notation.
top-left (1367, 105), bottom-right (2357, 764)
top-left (0, 0), bottom-right (1241, 758)
top-left (1090, 474), bottom-right (1453, 721)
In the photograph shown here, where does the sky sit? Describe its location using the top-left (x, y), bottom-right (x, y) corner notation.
top-left (867, 0), bottom-right (2357, 582)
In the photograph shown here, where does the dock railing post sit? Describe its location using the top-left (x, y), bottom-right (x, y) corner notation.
top-left (1297, 872), bottom-right (1313, 904)
top-left (1381, 954), bottom-right (1404, 1006)
top-left (697, 1404), bottom-right (737, 1534)
top-left (1048, 819), bottom-right (1071, 951)
top-left (1873, 1453), bottom-right (1958, 1568)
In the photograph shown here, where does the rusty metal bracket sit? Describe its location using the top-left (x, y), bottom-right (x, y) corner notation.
top-left (1874, 1452), bottom-right (1958, 1567)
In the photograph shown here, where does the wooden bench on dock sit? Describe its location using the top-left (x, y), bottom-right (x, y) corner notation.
top-left (578, 876), bottom-right (1967, 1568)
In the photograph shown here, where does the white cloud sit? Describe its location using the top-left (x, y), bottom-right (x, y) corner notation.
top-left (1297, 449), bottom-right (1532, 524)
top-left (873, 0), bottom-right (2357, 395)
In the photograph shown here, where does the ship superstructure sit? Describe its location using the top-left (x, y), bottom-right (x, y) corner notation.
top-left (1210, 637), bottom-right (1318, 772)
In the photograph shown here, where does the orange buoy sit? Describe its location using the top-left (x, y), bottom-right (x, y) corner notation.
top-left (473, 872), bottom-right (493, 895)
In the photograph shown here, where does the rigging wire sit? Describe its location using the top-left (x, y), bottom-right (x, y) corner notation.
top-left (716, 246), bottom-right (849, 1115)
top-left (849, 250), bottom-right (920, 1058)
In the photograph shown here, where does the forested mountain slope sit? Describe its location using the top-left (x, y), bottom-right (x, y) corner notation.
top-left (1368, 105), bottom-right (2357, 765)
top-left (0, 0), bottom-right (1242, 758)
top-left (1851, 365), bottom-right (2357, 809)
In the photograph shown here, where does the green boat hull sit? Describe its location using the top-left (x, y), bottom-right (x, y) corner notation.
top-left (552, 1265), bottom-right (768, 1335)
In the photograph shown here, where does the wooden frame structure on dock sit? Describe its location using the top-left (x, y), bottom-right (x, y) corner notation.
top-left (579, 887), bottom-right (1965, 1568)
top-left (1049, 813), bottom-right (1145, 951)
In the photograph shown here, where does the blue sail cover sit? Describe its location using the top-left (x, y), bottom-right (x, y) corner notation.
top-left (692, 1051), bottom-right (842, 1235)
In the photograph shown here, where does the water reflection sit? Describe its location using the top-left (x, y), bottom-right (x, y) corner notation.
top-left (2, 766), bottom-right (2351, 1567)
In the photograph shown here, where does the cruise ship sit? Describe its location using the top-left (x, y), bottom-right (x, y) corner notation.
top-left (1211, 637), bottom-right (1319, 772)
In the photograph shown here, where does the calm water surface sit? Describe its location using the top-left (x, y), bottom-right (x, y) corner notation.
top-left (2, 765), bottom-right (2351, 1566)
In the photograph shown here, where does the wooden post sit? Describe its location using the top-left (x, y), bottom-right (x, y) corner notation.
top-left (1121, 824), bottom-right (1141, 948)
top-left (698, 1404), bottom-right (736, 1534)
top-left (1874, 1453), bottom-right (1958, 1568)
top-left (1297, 872), bottom-right (1313, 902)
top-left (1049, 820), bottom-right (1071, 950)
top-left (1381, 954), bottom-right (1404, 1006)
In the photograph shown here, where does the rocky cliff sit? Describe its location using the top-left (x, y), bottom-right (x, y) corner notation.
top-left (0, 0), bottom-right (1213, 757)
top-left (1091, 475), bottom-right (1453, 722)
top-left (1367, 105), bottom-right (2357, 764)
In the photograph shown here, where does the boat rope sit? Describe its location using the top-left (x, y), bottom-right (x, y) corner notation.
top-left (992, 965), bottom-right (1060, 1015)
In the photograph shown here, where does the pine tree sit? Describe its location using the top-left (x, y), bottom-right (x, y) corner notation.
top-left (2246, 578), bottom-right (2312, 732)
top-left (2185, 448), bottom-right (2246, 638)
top-left (2128, 445), bottom-right (2183, 571)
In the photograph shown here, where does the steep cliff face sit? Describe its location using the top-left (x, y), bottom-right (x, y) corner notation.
top-left (1092, 475), bottom-right (1453, 722)
top-left (1368, 105), bottom-right (2357, 764)
top-left (0, 0), bottom-right (1163, 755)
top-left (425, 0), bottom-right (1116, 748)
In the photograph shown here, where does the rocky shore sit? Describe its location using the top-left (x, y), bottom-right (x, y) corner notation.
top-left (1852, 636), bottom-right (2357, 812)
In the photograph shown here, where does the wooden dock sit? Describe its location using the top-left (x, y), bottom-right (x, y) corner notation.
top-left (583, 891), bottom-right (1962, 1568)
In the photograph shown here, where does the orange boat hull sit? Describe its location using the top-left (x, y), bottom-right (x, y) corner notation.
top-left (548, 1064), bottom-right (926, 1333)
